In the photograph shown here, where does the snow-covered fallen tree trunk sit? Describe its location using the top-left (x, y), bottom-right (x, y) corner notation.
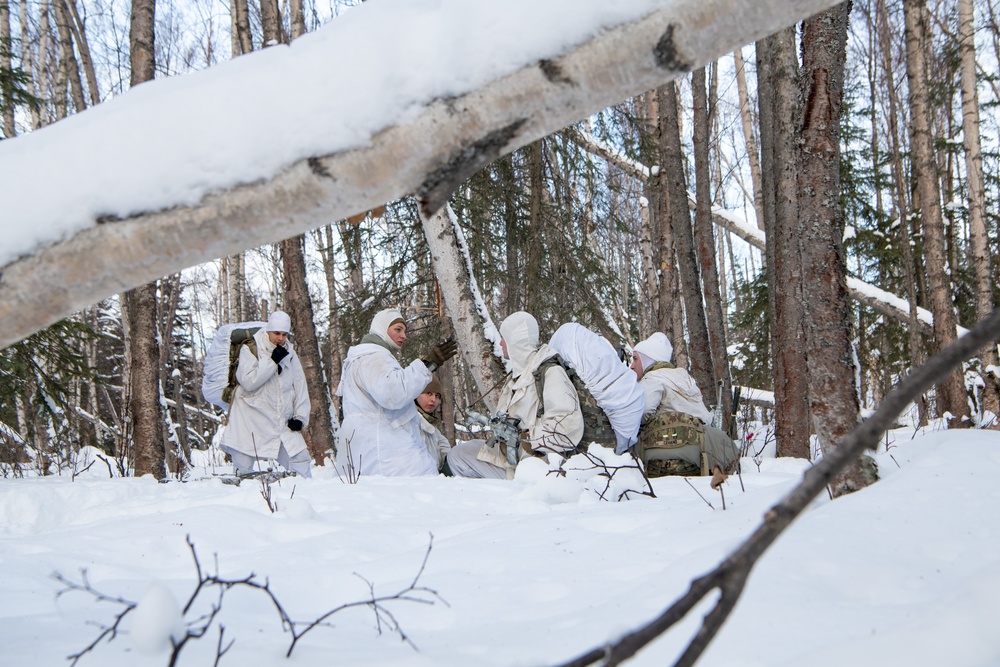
top-left (0, 0), bottom-right (844, 349)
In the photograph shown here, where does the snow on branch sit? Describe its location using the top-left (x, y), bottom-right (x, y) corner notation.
top-left (0, 0), bottom-right (846, 349)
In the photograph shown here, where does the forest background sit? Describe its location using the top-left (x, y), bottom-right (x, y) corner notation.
top-left (1, 0), bottom-right (999, 487)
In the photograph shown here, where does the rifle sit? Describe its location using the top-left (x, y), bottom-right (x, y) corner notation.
top-left (488, 413), bottom-right (523, 466)
top-left (728, 385), bottom-right (741, 441)
top-left (464, 409), bottom-right (521, 466)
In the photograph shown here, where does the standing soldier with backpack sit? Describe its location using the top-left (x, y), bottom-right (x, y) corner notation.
top-left (448, 311), bottom-right (584, 479)
top-left (220, 311), bottom-right (313, 478)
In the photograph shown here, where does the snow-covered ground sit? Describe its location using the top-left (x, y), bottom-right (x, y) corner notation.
top-left (1, 427), bottom-right (998, 667)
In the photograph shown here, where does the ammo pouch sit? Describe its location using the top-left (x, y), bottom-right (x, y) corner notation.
top-left (637, 409), bottom-right (709, 476)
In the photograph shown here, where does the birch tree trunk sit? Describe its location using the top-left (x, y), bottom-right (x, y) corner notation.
top-left (758, 29), bottom-right (812, 459)
top-left (798, 3), bottom-right (875, 494)
top-left (659, 80), bottom-right (713, 393)
top-left (734, 47), bottom-right (764, 230)
top-left (958, 0), bottom-right (999, 421)
top-left (289, 0), bottom-right (305, 39)
top-left (903, 0), bottom-right (969, 427)
top-left (158, 273), bottom-right (188, 473)
top-left (639, 193), bottom-right (661, 333)
top-left (420, 205), bottom-right (505, 414)
top-left (18, 0), bottom-right (41, 130)
top-left (1, 0), bottom-right (861, 349)
top-left (231, 0), bottom-right (252, 55)
top-left (47, 0), bottom-right (69, 122)
top-left (318, 224), bottom-right (344, 418)
top-left (122, 0), bottom-right (165, 479)
top-left (53, 0), bottom-right (86, 114)
top-left (64, 0), bottom-right (100, 106)
top-left (37, 0), bottom-right (54, 127)
top-left (259, 0), bottom-right (285, 46)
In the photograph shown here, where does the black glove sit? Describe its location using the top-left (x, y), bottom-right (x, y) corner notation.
top-left (287, 418), bottom-right (303, 432)
top-left (271, 345), bottom-right (290, 365)
top-left (423, 337), bottom-right (458, 370)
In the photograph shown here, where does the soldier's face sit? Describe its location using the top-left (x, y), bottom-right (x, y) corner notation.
top-left (268, 331), bottom-right (288, 346)
top-left (388, 322), bottom-right (407, 347)
top-left (630, 353), bottom-right (644, 380)
top-left (500, 338), bottom-right (509, 359)
top-left (416, 391), bottom-right (441, 412)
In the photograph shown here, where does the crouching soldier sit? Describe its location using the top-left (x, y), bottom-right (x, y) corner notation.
top-left (447, 311), bottom-right (583, 479)
top-left (630, 333), bottom-right (739, 477)
top-left (415, 375), bottom-right (452, 475)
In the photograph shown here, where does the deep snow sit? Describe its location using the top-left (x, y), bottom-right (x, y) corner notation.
top-left (1, 427), bottom-right (998, 667)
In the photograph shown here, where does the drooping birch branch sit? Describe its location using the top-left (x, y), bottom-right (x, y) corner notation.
top-left (0, 0), bottom-right (845, 349)
top-left (554, 307), bottom-right (1000, 667)
top-left (563, 127), bottom-right (939, 337)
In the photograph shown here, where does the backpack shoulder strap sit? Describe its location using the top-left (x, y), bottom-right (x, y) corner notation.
top-left (222, 329), bottom-right (260, 405)
top-left (533, 354), bottom-right (571, 418)
top-left (533, 354), bottom-right (617, 449)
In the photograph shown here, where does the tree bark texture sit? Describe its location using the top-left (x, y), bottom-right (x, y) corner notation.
top-left (17, 0), bottom-right (39, 130)
top-left (692, 66), bottom-right (732, 426)
top-left (122, 0), bottom-right (165, 479)
top-left (958, 0), bottom-right (999, 420)
top-left (289, 0), bottom-right (306, 40)
top-left (122, 283), bottom-right (165, 478)
top-left (797, 2), bottom-right (875, 494)
top-left (64, 0), bottom-right (101, 106)
top-left (758, 28), bottom-right (812, 459)
top-left (231, 0), bottom-right (252, 55)
top-left (53, 0), bottom-right (86, 114)
top-left (280, 235), bottom-right (336, 463)
top-left (129, 0), bottom-right (155, 84)
top-left (0, 0), bottom-right (858, 350)
top-left (1, 0), bottom-right (14, 137)
top-left (259, 0), bottom-right (284, 46)
top-left (902, 0), bottom-right (968, 426)
top-left (659, 80), bottom-right (714, 394)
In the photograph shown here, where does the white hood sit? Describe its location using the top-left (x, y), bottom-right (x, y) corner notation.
top-left (499, 311), bottom-right (539, 377)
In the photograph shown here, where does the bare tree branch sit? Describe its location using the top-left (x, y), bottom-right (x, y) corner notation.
top-left (56, 533), bottom-right (443, 665)
top-left (553, 307), bottom-right (1000, 667)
